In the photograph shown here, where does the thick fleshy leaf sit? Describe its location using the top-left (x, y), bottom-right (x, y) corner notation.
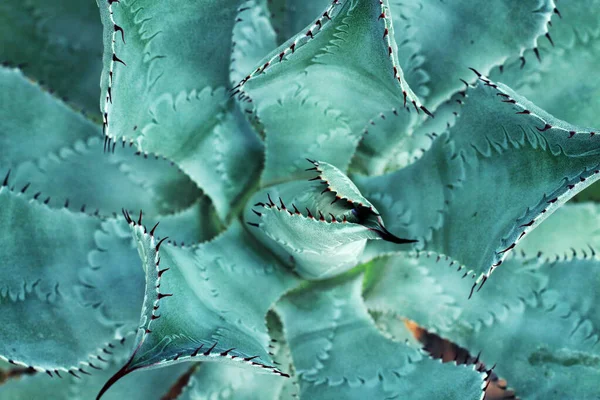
top-left (0, 356), bottom-right (189, 400)
top-left (1, 67), bottom-right (202, 217)
top-left (515, 202), bottom-right (600, 257)
top-left (144, 198), bottom-right (223, 247)
top-left (0, 0), bottom-right (103, 116)
top-left (487, 9), bottom-right (600, 205)
top-left (364, 252), bottom-right (544, 331)
top-left (490, 23), bottom-right (600, 128)
top-left (98, 218), bottom-right (300, 397)
top-left (99, 0), bottom-right (238, 126)
top-left (275, 274), bottom-right (486, 399)
top-left (230, 1), bottom-right (278, 86)
top-left (245, 164), bottom-right (414, 279)
top-left (308, 160), bottom-right (377, 209)
top-left (177, 313), bottom-right (298, 400)
top-left (268, 0), bottom-right (332, 45)
top-left (365, 250), bottom-right (600, 399)
top-left (549, 0), bottom-right (600, 46)
top-left (576, 182), bottom-right (600, 202)
top-left (355, 78), bottom-right (600, 284)
top-left (0, 183), bottom-right (144, 376)
top-left (356, 90), bottom-right (464, 175)
top-left (98, 0), bottom-right (263, 220)
top-left (238, 0), bottom-right (426, 187)
top-left (390, 0), bottom-right (555, 110)
top-left (1, 67), bottom-right (96, 167)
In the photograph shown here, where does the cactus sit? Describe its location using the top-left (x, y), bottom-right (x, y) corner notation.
top-left (1, 0), bottom-right (599, 398)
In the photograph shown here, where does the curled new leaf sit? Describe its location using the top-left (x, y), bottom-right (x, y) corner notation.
top-left (245, 161), bottom-right (415, 279)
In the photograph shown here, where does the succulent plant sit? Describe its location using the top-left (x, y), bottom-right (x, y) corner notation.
top-left (1, 0), bottom-right (600, 399)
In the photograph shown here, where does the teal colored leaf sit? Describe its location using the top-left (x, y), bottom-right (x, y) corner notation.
top-left (308, 160), bottom-right (377, 209)
top-left (145, 198), bottom-right (223, 247)
top-left (541, 0), bottom-right (599, 48)
top-left (267, 0), bottom-right (332, 46)
top-left (1, 67), bottom-right (96, 168)
top-left (576, 182), bottom-right (600, 202)
top-left (355, 78), bottom-right (600, 283)
top-left (0, 183), bottom-right (144, 376)
top-left (390, 0), bottom-right (555, 110)
top-left (177, 313), bottom-right (298, 400)
top-left (275, 274), bottom-right (486, 399)
top-left (230, 1), bottom-right (278, 86)
top-left (490, 26), bottom-right (600, 128)
top-left (350, 108), bottom-right (417, 175)
top-left (0, 0), bottom-right (103, 117)
top-left (369, 311), bottom-right (422, 348)
top-left (239, 0), bottom-right (426, 187)
top-left (365, 250), bottom-right (600, 399)
top-left (1, 67), bottom-right (203, 217)
top-left (0, 355), bottom-right (189, 400)
top-left (245, 164), bottom-right (414, 280)
top-left (363, 252), bottom-right (544, 332)
top-left (515, 202), bottom-right (600, 257)
top-left (98, 218), bottom-right (300, 397)
top-left (98, 0), bottom-right (263, 220)
top-left (352, 89), bottom-right (465, 175)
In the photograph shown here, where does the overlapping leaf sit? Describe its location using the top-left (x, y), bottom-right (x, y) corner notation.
top-left (0, 182), bottom-right (143, 376)
top-left (355, 90), bottom-right (464, 175)
top-left (0, 0), bottom-right (103, 116)
top-left (98, 0), bottom-right (263, 220)
top-left (1, 66), bottom-right (202, 217)
top-left (239, 0), bottom-right (427, 186)
top-left (98, 218), bottom-right (300, 397)
top-left (177, 313), bottom-right (298, 400)
top-left (0, 353), bottom-right (189, 400)
top-left (268, 0), bottom-right (331, 45)
top-left (490, 9), bottom-right (600, 129)
top-left (276, 274), bottom-right (486, 399)
top-left (230, 1), bottom-right (278, 87)
top-left (515, 202), bottom-right (600, 257)
top-left (364, 250), bottom-right (600, 399)
top-left (389, 0), bottom-right (555, 110)
top-left (355, 78), bottom-right (600, 285)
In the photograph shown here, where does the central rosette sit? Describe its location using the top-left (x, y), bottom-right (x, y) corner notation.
top-left (244, 160), bottom-right (415, 280)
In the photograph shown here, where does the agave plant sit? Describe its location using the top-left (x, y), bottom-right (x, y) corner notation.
top-left (1, 0), bottom-right (600, 399)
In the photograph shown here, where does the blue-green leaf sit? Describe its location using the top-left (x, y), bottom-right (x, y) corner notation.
top-left (268, 0), bottom-right (332, 46)
top-left (356, 78), bottom-right (600, 284)
top-left (98, 0), bottom-right (263, 220)
top-left (390, 0), bottom-right (555, 110)
top-left (1, 66), bottom-right (203, 217)
top-left (355, 91), bottom-right (464, 175)
top-left (0, 0), bottom-right (103, 116)
top-left (365, 250), bottom-right (600, 399)
top-left (245, 163), bottom-right (414, 279)
top-left (230, 1), bottom-right (278, 86)
top-left (98, 218), bottom-right (300, 397)
top-left (239, 0), bottom-right (425, 187)
top-left (177, 313), bottom-right (298, 400)
top-left (275, 274), bottom-right (486, 399)
top-left (0, 183), bottom-right (143, 376)
top-left (490, 19), bottom-right (600, 129)
top-left (515, 202), bottom-right (600, 258)
top-left (0, 355), bottom-right (189, 400)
